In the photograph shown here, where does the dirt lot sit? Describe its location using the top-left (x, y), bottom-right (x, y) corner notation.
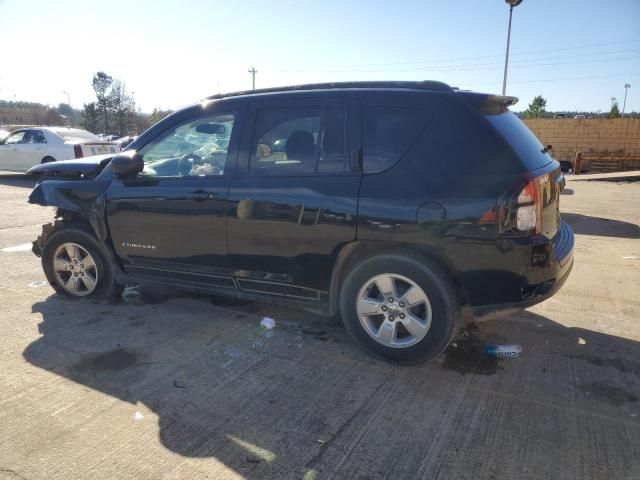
top-left (0, 176), bottom-right (638, 480)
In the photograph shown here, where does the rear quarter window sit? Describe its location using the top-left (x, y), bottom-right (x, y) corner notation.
top-left (485, 111), bottom-right (552, 171)
top-left (363, 106), bottom-right (434, 174)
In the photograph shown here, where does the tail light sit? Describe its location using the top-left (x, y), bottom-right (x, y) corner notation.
top-left (498, 173), bottom-right (548, 236)
top-left (73, 145), bottom-right (83, 158)
top-left (515, 176), bottom-right (543, 234)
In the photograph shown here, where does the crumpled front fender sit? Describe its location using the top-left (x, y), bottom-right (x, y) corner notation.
top-left (29, 179), bottom-right (110, 213)
top-left (29, 178), bottom-right (128, 282)
top-left (28, 179), bottom-right (112, 242)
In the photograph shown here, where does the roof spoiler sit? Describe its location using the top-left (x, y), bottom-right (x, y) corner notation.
top-left (458, 91), bottom-right (519, 114)
top-left (486, 94), bottom-right (519, 107)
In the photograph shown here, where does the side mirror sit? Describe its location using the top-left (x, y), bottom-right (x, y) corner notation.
top-left (111, 151), bottom-right (144, 178)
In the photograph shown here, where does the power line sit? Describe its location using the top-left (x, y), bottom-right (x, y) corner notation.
top-left (461, 72), bottom-right (640, 86)
top-left (385, 55), bottom-right (640, 73)
top-left (272, 54), bottom-right (640, 74)
top-left (267, 39), bottom-right (640, 72)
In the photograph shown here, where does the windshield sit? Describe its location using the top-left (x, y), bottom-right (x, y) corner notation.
top-left (50, 128), bottom-right (101, 141)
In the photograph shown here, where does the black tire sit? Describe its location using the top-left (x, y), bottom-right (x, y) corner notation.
top-left (339, 253), bottom-right (460, 364)
top-left (41, 225), bottom-right (124, 299)
top-left (41, 156), bottom-right (56, 164)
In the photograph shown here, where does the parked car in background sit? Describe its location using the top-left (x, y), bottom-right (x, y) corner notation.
top-left (115, 135), bottom-right (138, 150)
top-left (0, 127), bottom-right (118, 172)
top-left (574, 114), bottom-right (586, 119)
top-left (559, 160), bottom-right (574, 173)
top-left (27, 81), bottom-right (574, 364)
top-left (553, 113), bottom-right (567, 118)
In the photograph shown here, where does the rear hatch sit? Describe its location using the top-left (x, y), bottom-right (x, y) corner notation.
top-left (463, 92), bottom-right (562, 239)
top-left (485, 107), bottom-right (562, 239)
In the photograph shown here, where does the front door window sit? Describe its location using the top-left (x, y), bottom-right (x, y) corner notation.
top-left (139, 113), bottom-right (235, 177)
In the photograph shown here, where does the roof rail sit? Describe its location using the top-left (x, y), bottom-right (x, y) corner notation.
top-left (202, 80), bottom-right (453, 102)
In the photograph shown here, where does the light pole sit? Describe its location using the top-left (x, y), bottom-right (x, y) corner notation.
top-left (502, 0), bottom-right (523, 96)
top-left (62, 90), bottom-right (71, 107)
top-left (622, 83), bottom-right (631, 116)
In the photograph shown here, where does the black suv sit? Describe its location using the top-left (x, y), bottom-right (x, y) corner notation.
top-left (28, 81), bottom-right (574, 363)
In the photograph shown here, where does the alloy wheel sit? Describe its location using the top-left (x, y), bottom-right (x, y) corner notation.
top-left (356, 273), bottom-right (432, 348)
top-left (52, 242), bottom-right (99, 296)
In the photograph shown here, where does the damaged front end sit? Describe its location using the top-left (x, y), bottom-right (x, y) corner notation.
top-left (27, 155), bottom-right (126, 281)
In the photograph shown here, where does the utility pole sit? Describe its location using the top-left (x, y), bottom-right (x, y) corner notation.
top-left (62, 90), bottom-right (71, 107)
top-left (248, 66), bottom-right (257, 90)
top-left (502, 0), bottom-right (523, 96)
top-left (622, 83), bottom-right (631, 116)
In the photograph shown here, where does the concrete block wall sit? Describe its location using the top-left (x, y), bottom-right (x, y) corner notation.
top-left (523, 118), bottom-right (640, 170)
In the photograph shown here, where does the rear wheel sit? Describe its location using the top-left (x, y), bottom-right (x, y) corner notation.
top-left (339, 253), bottom-right (459, 364)
top-left (41, 226), bottom-right (124, 299)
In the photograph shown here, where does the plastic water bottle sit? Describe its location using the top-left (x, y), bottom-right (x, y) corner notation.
top-left (484, 344), bottom-right (522, 358)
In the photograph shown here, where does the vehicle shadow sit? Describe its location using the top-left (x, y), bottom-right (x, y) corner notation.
top-left (22, 291), bottom-right (640, 478)
top-left (0, 174), bottom-right (35, 189)
top-left (563, 212), bottom-right (640, 239)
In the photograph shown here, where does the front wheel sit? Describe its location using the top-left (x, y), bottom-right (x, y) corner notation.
top-left (41, 226), bottom-right (124, 298)
top-left (339, 253), bottom-right (460, 364)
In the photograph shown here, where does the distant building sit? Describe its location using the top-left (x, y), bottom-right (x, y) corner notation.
top-left (0, 107), bottom-right (65, 126)
top-left (0, 107), bottom-right (34, 125)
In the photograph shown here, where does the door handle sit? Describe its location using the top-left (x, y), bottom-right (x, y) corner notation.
top-left (187, 191), bottom-right (218, 201)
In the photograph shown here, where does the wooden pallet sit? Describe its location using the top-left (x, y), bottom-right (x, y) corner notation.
top-left (582, 155), bottom-right (640, 173)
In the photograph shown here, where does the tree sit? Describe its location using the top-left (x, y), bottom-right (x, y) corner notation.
top-left (81, 102), bottom-right (99, 133)
top-left (110, 80), bottom-right (135, 136)
top-left (149, 108), bottom-right (173, 125)
top-left (57, 103), bottom-right (81, 126)
top-left (92, 72), bottom-right (113, 133)
top-left (525, 95), bottom-right (547, 118)
top-left (608, 100), bottom-right (621, 119)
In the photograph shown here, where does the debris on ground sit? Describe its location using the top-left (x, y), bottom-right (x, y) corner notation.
top-left (173, 380), bottom-right (186, 389)
top-left (260, 317), bottom-right (276, 330)
top-left (122, 286), bottom-right (140, 299)
top-left (28, 280), bottom-right (46, 288)
top-left (484, 344), bottom-right (522, 358)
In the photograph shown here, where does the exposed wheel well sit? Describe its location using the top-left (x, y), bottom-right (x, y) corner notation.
top-left (328, 241), bottom-right (467, 316)
top-left (41, 156), bottom-right (56, 164)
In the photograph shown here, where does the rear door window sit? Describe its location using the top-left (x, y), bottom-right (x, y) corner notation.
top-left (363, 106), bottom-right (433, 173)
top-left (24, 130), bottom-right (47, 144)
top-left (250, 103), bottom-right (347, 175)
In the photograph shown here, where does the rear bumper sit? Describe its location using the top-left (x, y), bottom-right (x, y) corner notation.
top-left (467, 220), bottom-right (575, 319)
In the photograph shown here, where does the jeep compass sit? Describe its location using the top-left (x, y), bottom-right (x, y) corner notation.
top-left (27, 81), bottom-right (574, 363)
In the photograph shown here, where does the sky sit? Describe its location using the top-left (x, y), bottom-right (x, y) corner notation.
top-left (1, 0), bottom-right (639, 113)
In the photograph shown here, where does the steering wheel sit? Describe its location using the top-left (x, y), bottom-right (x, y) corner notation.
top-left (177, 153), bottom-right (202, 176)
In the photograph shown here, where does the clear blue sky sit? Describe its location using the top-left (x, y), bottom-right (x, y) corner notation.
top-left (1, 0), bottom-right (639, 113)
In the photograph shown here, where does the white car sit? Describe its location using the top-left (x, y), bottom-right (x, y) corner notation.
top-left (0, 127), bottom-right (118, 172)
